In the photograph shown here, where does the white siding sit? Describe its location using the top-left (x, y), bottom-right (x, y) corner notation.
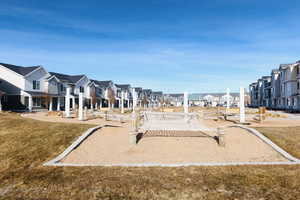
top-left (46, 78), bottom-right (59, 95)
top-left (73, 76), bottom-right (89, 97)
top-left (0, 65), bottom-right (25, 92)
top-left (25, 68), bottom-right (49, 92)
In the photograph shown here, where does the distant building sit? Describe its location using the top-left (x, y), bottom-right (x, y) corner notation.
top-left (249, 60), bottom-right (300, 111)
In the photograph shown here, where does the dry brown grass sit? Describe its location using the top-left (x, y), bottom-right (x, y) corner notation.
top-left (0, 112), bottom-right (300, 199)
top-left (256, 126), bottom-right (300, 158)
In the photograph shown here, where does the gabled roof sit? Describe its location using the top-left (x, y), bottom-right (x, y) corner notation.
top-left (250, 82), bottom-right (258, 86)
top-left (143, 89), bottom-right (152, 93)
top-left (279, 63), bottom-right (293, 70)
top-left (152, 91), bottom-right (163, 96)
top-left (262, 76), bottom-right (271, 79)
top-left (92, 80), bottom-right (113, 88)
top-left (0, 63), bottom-right (40, 76)
top-left (115, 84), bottom-right (130, 90)
top-left (50, 72), bottom-right (85, 84)
top-left (134, 87), bottom-right (143, 92)
top-left (271, 69), bottom-right (280, 74)
top-left (165, 93), bottom-right (183, 97)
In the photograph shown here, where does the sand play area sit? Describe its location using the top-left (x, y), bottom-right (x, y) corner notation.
top-left (22, 111), bottom-right (298, 165)
top-left (61, 124), bottom-right (287, 165)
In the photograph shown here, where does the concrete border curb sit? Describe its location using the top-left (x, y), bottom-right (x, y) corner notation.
top-left (44, 161), bottom-right (300, 167)
top-left (232, 125), bottom-right (300, 162)
top-left (43, 125), bottom-right (103, 166)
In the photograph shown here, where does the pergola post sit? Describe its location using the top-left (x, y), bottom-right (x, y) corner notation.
top-left (78, 92), bottom-right (84, 121)
top-left (121, 91), bottom-right (124, 114)
top-left (65, 88), bottom-right (71, 118)
top-left (239, 87), bottom-right (245, 123)
top-left (133, 91), bottom-right (137, 113)
top-left (226, 88), bottom-right (230, 114)
top-left (184, 91), bottom-right (188, 114)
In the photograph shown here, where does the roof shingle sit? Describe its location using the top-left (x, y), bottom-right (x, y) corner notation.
top-left (0, 63), bottom-right (40, 76)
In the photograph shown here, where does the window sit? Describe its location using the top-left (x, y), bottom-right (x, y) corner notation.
top-left (33, 97), bottom-right (41, 107)
top-left (80, 86), bottom-right (84, 93)
top-left (33, 80), bottom-right (40, 90)
top-left (298, 82), bottom-right (300, 90)
top-left (297, 66), bottom-right (300, 75)
top-left (60, 84), bottom-right (65, 92)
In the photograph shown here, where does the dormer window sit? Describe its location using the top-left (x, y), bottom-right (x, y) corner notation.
top-left (33, 80), bottom-right (40, 90)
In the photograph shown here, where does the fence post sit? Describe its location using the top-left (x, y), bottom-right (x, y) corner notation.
top-left (217, 127), bottom-right (226, 147)
top-left (129, 111), bottom-right (139, 145)
top-left (105, 111), bottom-right (108, 121)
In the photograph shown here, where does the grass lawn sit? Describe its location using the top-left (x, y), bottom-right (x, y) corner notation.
top-left (255, 127), bottom-right (300, 159)
top-left (1, 112), bottom-right (300, 200)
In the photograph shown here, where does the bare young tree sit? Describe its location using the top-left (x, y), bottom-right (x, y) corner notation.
top-left (107, 87), bottom-right (116, 110)
top-left (141, 95), bottom-right (148, 108)
top-left (91, 86), bottom-right (97, 108)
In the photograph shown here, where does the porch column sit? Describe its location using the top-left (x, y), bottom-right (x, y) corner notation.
top-left (57, 97), bottom-right (61, 111)
top-left (226, 88), bottom-right (230, 114)
top-left (0, 96), bottom-right (2, 112)
top-left (28, 95), bottom-right (33, 112)
top-left (121, 91), bottom-right (124, 114)
top-left (133, 91), bottom-right (137, 112)
top-left (108, 99), bottom-right (111, 110)
top-left (49, 97), bottom-right (53, 111)
top-left (78, 92), bottom-right (84, 121)
top-left (72, 96), bottom-right (75, 110)
top-left (90, 99), bottom-right (94, 110)
top-left (100, 99), bottom-right (102, 109)
top-left (239, 87), bottom-right (245, 123)
top-left (184, 91), bottom-right (188, 114)
top-left (95, 102), bottom-right (98, 110)
top-left (65, 88), bottom-right (71, 118)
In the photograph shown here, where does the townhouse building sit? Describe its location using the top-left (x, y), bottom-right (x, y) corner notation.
top-left (0, 63), bottom-right (61, 111)
top-left (270, 69), bottom-right (281, 109)
top-left (151, 91), bottom-right (163, 107)
top-left (49, 72), bottom-right (90, 111)
top-left (133, 87), bottom-right (143, 107)
top-left (0, 62), bottom-right (168, 112)
top-left (115, 84), bottom-right (132, 108)
top-left (262, 76), bottom-right (272, 108)
top-left (141, 89), bottom-right (153, 107)
top-left (249, 82), bottom-right (258, 107)
top-left (249, 60), bottom-right (300, 112)
top-left (164, 94), bottom-right (184, 107)
top-left (94, 80), bottom-right (118, 109)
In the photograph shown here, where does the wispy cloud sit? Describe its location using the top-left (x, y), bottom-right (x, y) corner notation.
top-left (1, 1), bottom-right (300, 92)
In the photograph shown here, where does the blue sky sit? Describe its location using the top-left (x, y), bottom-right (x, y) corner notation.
top-left (1, 0), bottom-right (300, 93)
